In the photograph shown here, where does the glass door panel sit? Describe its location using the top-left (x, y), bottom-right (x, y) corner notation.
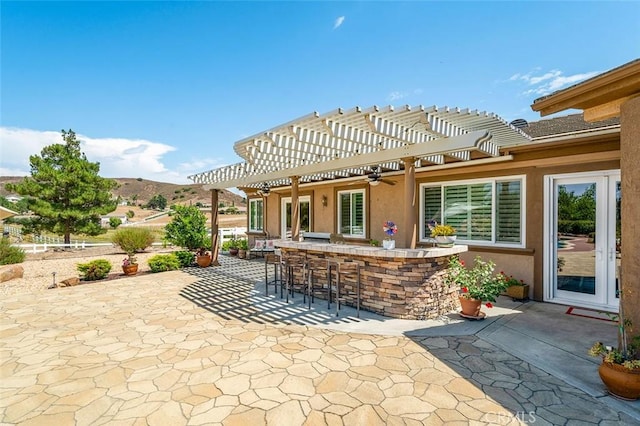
top-left (547, 172), bottom-right (619, 311)
top-left (555, 181), bottom-right (599, 300)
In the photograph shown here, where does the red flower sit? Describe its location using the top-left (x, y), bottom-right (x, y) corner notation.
top-left (485, 302), bottom-right (493, 308)
top-left (460, 260), bottom-right (465, 266)
top-left (462, 287), bottom-right (468, 293)
top-left (500, 271), bottom-right (504, 275)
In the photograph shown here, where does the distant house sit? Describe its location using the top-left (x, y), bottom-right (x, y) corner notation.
top-left (5, 195), bottom-right (22, 203)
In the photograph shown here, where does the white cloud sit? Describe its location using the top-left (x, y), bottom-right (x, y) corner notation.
top-left (387, 91), bottom-right (408, 101)
top-left (333, 16), bottom-right (345, 30)
top-left (510, 68), bottom-right (601, 97)
top-left (0, 127), bottom-right (214, 184)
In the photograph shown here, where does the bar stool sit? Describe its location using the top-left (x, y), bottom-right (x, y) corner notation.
top-left (306, 258), bottom-right (331, 310)
top-left (334, 261), bottom-right (361, 318)
top-left (281, 253), bottom-right (307, 304)
top-left (264, 253), bottom-right (283, 297)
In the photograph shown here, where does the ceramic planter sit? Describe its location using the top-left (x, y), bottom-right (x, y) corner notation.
top-left (122, 264), bottom-right (138, 276)
top-left (196, 255), bottom-right (212, 267)
top-left (599, 361), bottom-right (640, 400)
top-left (435, 235), bottom-right (457, 247)
top-left (382, 239), bottom-right (396, 250)
top-left (459, 296), bottom-right (482, 317)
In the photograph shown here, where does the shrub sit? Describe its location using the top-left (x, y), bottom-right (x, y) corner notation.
top-left (77, 259), bottom-right (112, 281)
top-left (109, 217), bottom-right (122, 229)
top-left (175, 250), bottom-right (195, 267)
top-left (148, 254), bottom-right (181, 273)
top-left (0, 238), bottom-right (25, 265)
top-left (112, 227), bottom-right (155, 263)
top-left (164, 205), bottom-right (208, 250)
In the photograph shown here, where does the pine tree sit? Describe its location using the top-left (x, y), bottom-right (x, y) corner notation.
top-left (6, 129), bottom-right (118, 245)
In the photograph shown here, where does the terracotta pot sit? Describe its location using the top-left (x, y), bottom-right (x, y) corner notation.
top-left (238, 249), bottom-right (247, 259)
top-left (598, 361), bottom-right (640, 400)
top-left (122, 264), bottom-right (138, 276)
top-left (196, 255), bottom-right (212, 268)
top-left (459, 296), bottom-right (482, 317)
top-left (229, 248), bottom-right (239, 256)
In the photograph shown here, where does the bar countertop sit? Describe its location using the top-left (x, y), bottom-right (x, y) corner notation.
top-left (274, 240), bottom-right (467, 259)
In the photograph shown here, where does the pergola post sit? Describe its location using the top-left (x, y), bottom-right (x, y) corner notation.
top-left (291, 176), bottom-right (300, 241)
top-left (620, 96), bottom-right (640, 342)
top-left (210, 189), bottom-right (220, 266)
top-left (403, 157), bottom-right (417, 249)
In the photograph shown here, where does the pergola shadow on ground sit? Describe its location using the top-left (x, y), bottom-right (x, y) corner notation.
top-left (179, 254), bottom-right (640, 424)
top-left (180, 256), bottom-right (369, 327)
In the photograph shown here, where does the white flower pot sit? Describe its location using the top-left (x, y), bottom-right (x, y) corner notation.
top-left (382, 239), bottom-right (395, 250)
top-left (435, 235), bottom-right (456, 247)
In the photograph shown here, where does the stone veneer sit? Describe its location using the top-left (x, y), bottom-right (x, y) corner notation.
top-left (276, 241), bottom-right (467, 320)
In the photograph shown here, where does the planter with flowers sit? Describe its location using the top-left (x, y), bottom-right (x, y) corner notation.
top-left (444, 255), bottom-right (510, 318)
top-left (196, 247), bottom-right (212, 267)
top-left (589, 294), bottom-right (640, 400)
top-left (122, 256), bottom-right (138, 276)
top-left (499, 273), bottom-right (530, 300)
top-left (382, 220), bottom-right (398, 249)
top-left (429, 222), bottom-right (457, 247)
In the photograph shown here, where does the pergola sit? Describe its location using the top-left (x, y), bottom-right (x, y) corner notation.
top-left (189, 104), bottom-right (531, 264)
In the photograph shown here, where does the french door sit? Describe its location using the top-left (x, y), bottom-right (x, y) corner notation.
top-left (281, 196), bottom-right (311, 239)
top-left (544, 171), bottom-right (620, 311)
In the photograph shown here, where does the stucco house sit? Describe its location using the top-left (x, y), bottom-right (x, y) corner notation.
top-left (189, 59), bottom-right (638, 315)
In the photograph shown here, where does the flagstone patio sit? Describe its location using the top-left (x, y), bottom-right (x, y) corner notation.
top-left (1, 255), bottom-right (637, 425)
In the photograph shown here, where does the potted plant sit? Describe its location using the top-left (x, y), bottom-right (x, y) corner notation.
top-left (196, 247), bottom-right (212, 267)
top-left (499, 273), bottom-right (529, 300)
top-left (122, 256), bottom-right (138, 276)
top-left (589, 295), bottom-right (640, 399)
top-left (429, 221), bottom-right (457, 247)
top-left (228, 237), bottom-right (240, 256)
top-left (444, 255), bottom-right (510, 318)
top-left (237, 238), bottom-right (249, 259)
top-left (382, 220), bottom-right (397, 249)
top-left (111, 227), bottom-right (155, 276)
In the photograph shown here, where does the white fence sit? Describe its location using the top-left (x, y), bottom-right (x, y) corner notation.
top-left (9, 227), bottom-right (248, 254)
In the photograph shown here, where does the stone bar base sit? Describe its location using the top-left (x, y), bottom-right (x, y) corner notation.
top-left (276, 242), bottom-right (466, 320)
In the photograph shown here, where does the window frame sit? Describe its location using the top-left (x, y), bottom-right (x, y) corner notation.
top-left (248, 198), bottom-right (264, 233)
top-left (337, 188), bottom-right (367, 239)
top-left (419, 175), bottom-right (526, 248)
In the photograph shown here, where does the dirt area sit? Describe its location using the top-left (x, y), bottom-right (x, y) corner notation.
top-left (1, 245), bottom-right (180, 297)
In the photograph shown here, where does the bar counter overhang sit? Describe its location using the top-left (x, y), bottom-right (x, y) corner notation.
top-left (275, 240), bottom-right (468, 320)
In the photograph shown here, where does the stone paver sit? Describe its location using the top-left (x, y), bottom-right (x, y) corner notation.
top-left (0, 256), bottom-right (637, 425)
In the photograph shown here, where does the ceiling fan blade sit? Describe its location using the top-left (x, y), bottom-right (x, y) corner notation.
top-left (380, 178), bottom-right (396, 186)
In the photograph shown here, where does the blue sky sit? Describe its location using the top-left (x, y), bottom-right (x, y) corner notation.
top-left (1, 1), bottom-right (638, 185)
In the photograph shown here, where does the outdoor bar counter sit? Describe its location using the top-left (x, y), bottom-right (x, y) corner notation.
top-left (274, 240), bottom-right (467, 320)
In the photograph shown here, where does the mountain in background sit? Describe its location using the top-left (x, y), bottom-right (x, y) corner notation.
top-left (0, 176), bottom-right (246, 208)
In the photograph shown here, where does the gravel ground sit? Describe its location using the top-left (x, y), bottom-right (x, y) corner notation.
top-left (1, 245), bottom-right (180, 297)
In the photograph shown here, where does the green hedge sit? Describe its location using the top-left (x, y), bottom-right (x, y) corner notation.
top-left (77, 259), bottom-right (112, 281)
top-left (148, 254), bottom-right (181, 273)
top-left (0, 238), bottom-right (25, 265)
top-left (557, 220), bottom-right (595, 235)
top-left (174, 250), bottom-right (195, 267)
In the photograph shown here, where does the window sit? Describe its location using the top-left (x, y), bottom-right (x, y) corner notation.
top-left (338, 189), bottom-right (365, 238)
top-left (249, 198), bottom-right (263, 232)
top-left (420, 176), bottom-right (524, 246)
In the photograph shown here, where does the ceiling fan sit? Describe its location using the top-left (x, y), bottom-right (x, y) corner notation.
top-left (364, 166), bottom-right (395, 186)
